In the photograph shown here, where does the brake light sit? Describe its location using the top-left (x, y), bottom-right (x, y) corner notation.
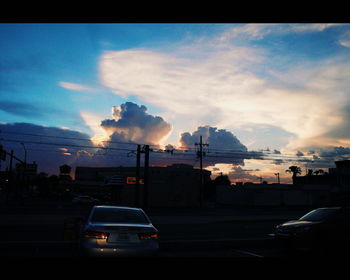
top-left (138, 232), bottom-right (158, 240)
top-left (83, 230), bottom-right (109, 239)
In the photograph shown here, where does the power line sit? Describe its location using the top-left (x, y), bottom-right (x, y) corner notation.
top-left (0, 137), bottom-right (317, 164)
top-left (0, 130), bottom-right (141, 147)
top-left (0, 130), bottom-right (292, 155)
top-left (1, 134), bottom-right (339, 164)
top-left (0, 137), bottom-right (135, 152)
top-left (2, 130), bottom-right (331, 160)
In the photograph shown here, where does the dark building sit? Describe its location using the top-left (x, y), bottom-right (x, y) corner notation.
top-left (334, 160), bottom-right (350, 189)
top-left (15, 162), bottom-right (37, 180)
top-left (59, 164), bottom-right (72, 181)
top-left (74, 164), bottom-right (211, 208)
top-left (217, 160), bottom-right (350, 207)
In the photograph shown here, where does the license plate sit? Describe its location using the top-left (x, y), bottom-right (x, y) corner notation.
top-left (117, 233), bottom-right (130, 241)
top-left (107, 233), bottom-right (138, 243)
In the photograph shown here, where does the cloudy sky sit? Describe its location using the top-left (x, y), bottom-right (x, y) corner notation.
top-left (1, 23), bottom-right (350, 183)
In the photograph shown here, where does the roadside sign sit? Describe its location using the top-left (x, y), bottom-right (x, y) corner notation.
top-left (126, 177), bottom-right (144, 184)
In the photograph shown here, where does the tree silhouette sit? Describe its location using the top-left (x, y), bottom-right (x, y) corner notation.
top-left (213, 173), bottom-right (231, 186)
top-left (285, 166), bottom-right (301, 185)
top-left (314, 169), bottom-right (324, 175)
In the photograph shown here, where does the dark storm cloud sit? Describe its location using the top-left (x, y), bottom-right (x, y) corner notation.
top-left (180, 126), bottom-right (248, 151)
top-left (296, 150), bottom-right (304, 157)
top-left (0, 101), bottom-right (44, 117)
top-left (319, 146), bottom-right (350, 159)
top-left (0, 100), bottom-right (82, 124)
top-left (0, 122), bottom-right (92, 142)
top-left (273, 159), bottom-right (284, 165)
top-left (294, 146), bottom-right (350, 169)
top-left (0, 122), bottom-right (93, 175)
top-left (179, 125), bottom-right (262, 166)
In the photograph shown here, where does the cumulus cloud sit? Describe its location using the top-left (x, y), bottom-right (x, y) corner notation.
top-left (98, 39), bottom-right (350, 155)
top-left (100, 102), bottom-right (172, 146)
top-left (80, 111), bottom-right (112, 146)
top-left (0, 105), bottom-right (261, 175)
top-left (179, 125), bottom-right (247, 151)
top-left (178, 125), bottom-right (263, 166)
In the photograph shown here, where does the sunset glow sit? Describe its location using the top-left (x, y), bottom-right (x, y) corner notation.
top-left (1, 23), bottom-right (350, 182)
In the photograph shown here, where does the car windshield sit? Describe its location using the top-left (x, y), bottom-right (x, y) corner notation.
top-left (299, 208), bottom-right (339, 222)
top-left (90, 208), bottom-right (149, 224)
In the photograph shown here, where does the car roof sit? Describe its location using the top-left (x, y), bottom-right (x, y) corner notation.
top-left (92, 205), bottom-right (143, 211)
top-left (316, 206), bottom-right (342, 210)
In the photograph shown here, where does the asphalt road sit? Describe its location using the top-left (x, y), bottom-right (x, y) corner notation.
top-left (0, 198), bottom-right (325, 259)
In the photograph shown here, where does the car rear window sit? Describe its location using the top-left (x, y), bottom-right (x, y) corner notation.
top-left (90, 208), bottom-right (149, 224)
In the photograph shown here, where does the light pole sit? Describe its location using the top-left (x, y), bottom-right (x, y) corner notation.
top-left (20, 143), bottom-right (27, 204)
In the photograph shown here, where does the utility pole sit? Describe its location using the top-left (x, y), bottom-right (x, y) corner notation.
top-left (3, 149), bottom-right (24, 204)
top-left (195, 135), bottom-right (209, 208)
top-left (143, 145), bottom-right (150, 210)
top-left (134, 144), bottom-right (150, 209)
top-left (134, 145), bottom-right (141, 207)
top-left (6, 150), bottom-right (13, 204)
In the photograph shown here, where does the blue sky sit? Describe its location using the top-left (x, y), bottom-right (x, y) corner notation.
top-left (1, 23), bottom-right (350, 182)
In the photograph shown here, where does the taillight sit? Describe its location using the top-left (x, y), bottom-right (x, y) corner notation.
top-left (83, 230), bottom-right (109, 239)
top-left (138, 232), bottom-right (159, 240)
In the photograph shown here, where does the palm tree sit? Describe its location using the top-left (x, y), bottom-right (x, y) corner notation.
top-left (285, 166), bottom-right (302, 185)
top-left (316, 169), bottom-right (324, 175)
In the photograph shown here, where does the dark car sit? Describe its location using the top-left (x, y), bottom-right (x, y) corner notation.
top-left (274, 206), bottom-right (350, 252)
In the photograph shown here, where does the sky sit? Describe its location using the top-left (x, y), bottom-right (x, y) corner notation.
top-left (1, 23), bottom-right (350, 183)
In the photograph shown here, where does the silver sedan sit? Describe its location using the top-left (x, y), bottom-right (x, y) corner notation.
top-left (79, 205), bottom-right (159, 257)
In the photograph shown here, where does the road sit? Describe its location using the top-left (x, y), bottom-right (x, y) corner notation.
top-left (0, 220), bottom-right (281, 257)
top-left (0, 198), bottom-right (329, 259)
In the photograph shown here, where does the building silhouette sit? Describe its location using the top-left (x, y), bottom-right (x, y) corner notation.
top-left (73, 164), bottom-right (211, 208)
top-left (216, 160), bottom-right (350, 207)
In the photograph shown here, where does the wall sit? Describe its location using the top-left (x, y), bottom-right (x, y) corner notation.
top-left (216, 184), bottom-right (333, 207)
